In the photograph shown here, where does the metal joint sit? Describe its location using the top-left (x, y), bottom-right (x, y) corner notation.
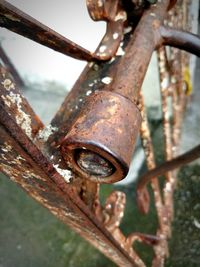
top-left (61, 90), bottom-right (141, 183)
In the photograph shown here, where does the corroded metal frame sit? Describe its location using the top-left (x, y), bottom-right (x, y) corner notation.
top-left (0, 0), bottom-right (199, 266)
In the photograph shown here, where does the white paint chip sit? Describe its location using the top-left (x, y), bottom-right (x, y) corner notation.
top-left (165, 182), bottom-right (172, 192)
top-left (124, 26), bottom-right (132, 34)
top-left (113, 33), bottom-right (119, 40)
top-left (116, 46), bottom-right (125, 56)
top-left (99, 45), bottom-right (106, 53)
top-left (88, 62), bottom-right (94, 68)
top-left (101, 77), bottom-right (113, 85)
top-left (53, 164), bottom-right (72, 183)
top-left (115, 11), bottom-right (127, 22)
top-left (98, 0), bottom-right (103, 7)
top-left (86, 90), bottom-right (92, 96)
top-left (37, 125), bottom-right (58, 142)
top-left (1, 78), bottom-right (15, 91)
top-left (2, 91), bottom-right (33, 139)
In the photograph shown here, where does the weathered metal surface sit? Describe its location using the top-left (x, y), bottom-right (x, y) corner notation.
top-left (162, 2), bottom-right (189, 229)
top-left (156, 45), bottom-right (176, 237)
top-left (136, 3), bottom-right (193, 266)
top-left (0, 66), bottom-right (141, 267)
top-left (94, 190), bottom-right (160, 267)
top-left (86, 0), bottom-right (125, 60)
top-left (0, 35), bottom-right (151, 267)
top-left (59, 0), bottom-right (172, 184)
top-left (0, 126), bottom-right (140, 267)
top-left (111, 0), bottom-right (170, 102)
top-left (47, 0), bottom-right (174, 148)
top-left (135, 143), bottom-right (200, 186)
top-left (61, 90), bottom-right (141, 183)
top-left (0, 0), bottom-right (197, 266)
top-left (168, 0), bottom-right (177, 10)
top-left (0, 0), bottom-right (123, 62)
top-left (0, 65), bottom-right (43, 138)
top-left (137, 94), bottom-right (168, 267)
top-left (161, 26), bottom-right (200, 57)
top-left (0, 44), bottom-right (24, 87)
top-left (34, 4), bottom-right (136, 234)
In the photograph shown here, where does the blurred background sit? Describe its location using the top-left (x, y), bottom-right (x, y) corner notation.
top-left (0, 1), bottom-right (200, 267)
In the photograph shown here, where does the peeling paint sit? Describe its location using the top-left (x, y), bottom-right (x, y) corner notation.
top-left (53, 164), bottom-right (72, 183)
top-left (88, 62), bottom-right (94, 68)
top-left (97, 0), bottom-right (103, 7)
top-left (114, 11), bottom-right (127, 22)
top-left (86, 90), bottom-right (92, 96)
top-left (4, 13), bottom-right (21, 22)
top-left (1, 78), bottom-right (15, 91)
top-left (37, 125), bottom-right (58, 142)
top-left (1, 90), bottom-right (33, 139)
top-left (113, 33), bottom-right (119, 40)
top-left (109, 57), bottom-right (116, 64)
top-left (116, 46), bottom-right (125, 56)
top-left (1, 143), bottom-right (12, 152)
top-left (101, 77), bottom-right (113, 85)
top-left (124, 26), bottom-right (132, 34)
top-left (99, 45), bottom-right (107, 53)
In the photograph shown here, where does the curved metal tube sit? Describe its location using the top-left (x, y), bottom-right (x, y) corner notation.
top-left (137, 144), bottom-right (200, 192)
top-left (161, 26), bottom-right (200, 57)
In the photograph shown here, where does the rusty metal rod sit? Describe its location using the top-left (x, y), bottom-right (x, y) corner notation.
top-left (161, 26), bottom-right (200, 57)
top-left (60, 0), bottom-right (172, 183)
top-left (0, 45), bottom-right (24, 87)
top-left (137, 144), bottom-right (200, 191)
top-left (48, 0), bottom-right (171, 141)
top-left (0, 0), bottom-right (114, 61)
top-left (111, 0), bottom-right (170, 102)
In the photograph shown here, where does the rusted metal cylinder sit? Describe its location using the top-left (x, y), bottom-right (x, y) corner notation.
top-left (60, 0), bottom-right (171, 183)
top-left (61, 90), bottom-right (141, 183)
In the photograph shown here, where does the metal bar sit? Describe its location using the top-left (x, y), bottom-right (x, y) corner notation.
top-left (47, 0), bottom-right (170, 143)
top-left (0, 65), bottom-right (44, 138)
top-left (138, 94), bottom-right (164, 219)
top-left (37, 8), bottom-right (136, 227)
top-left (49, 0), bottom-right (172, 185)
top-left (162, 4), bottom-right (187, 229)
top-left (157, 46), bottom-right (172, 161)
top-left (138, 94), bottom-right (167, 267)
top-left (0, 0), bottom-right (115, 62)
top-left (161, 26), bottom-right (200, 57)
top-left (0, 125), bottom-right (137, 267)
top-left (137, 144), bottom-right (200, 189)
top-left (111, 0), bottom-right (170, 102)
top-left (0, 44), bottom-right (24, 87)
top-left (157, 45), bottom-right (175, 229)
top-left (44, 35), bottom-right (135, 150)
